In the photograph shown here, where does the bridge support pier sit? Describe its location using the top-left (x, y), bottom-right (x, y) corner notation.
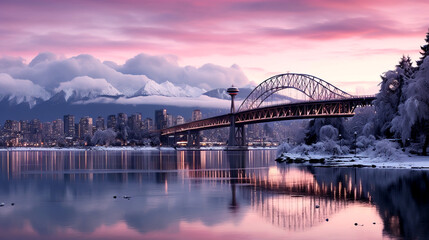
top-left (187, 130), bottom-right (200, 148)
top-left (227, 114), bottom-right (247, 150)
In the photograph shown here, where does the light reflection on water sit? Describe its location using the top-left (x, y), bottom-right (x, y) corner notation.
top-left (0, 150), bottom-right (428, 240)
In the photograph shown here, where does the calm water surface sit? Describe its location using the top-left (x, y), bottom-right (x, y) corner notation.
top-left (0, 149), bottom-right (428, 240)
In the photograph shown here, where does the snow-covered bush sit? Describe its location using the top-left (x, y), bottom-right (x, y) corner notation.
top-left (312, 139), bottom-right (343, 155)
top-left (91, 129), bottom-right (117, 146)
top-left (319, 125), bottom-right (338, 141)
top-left (277, 139), bottom-right (348, 156)
top-left (356, 135), bottom-right (376, 150)
top-left (277, 142), bottom-right (292, 155)
top-left (366, 139), bottom-right (403, 159)
top-left (289, 144), bottom-right (312, 155)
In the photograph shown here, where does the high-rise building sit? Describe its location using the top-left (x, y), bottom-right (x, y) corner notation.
top-left (20, 120), bottom-right (30, 141)
top-left (3, 120), bottom-right (20, 134)
top-left (192, 109), bottom-right (202, 121)
top-left (96, 116), bottom-right (105, 130)
top-left (176, 115), bottom-right (185, 125)
top-left (107, 115), bottom-right (117, 130)
top-left (155, 109), bottom-right (167, 130)
top-left (64, 115), bottom-right (75, 138)
top-left (52, 119), bottom-right (64, 139)
top-left (129, 113), bottom-right (142, 132)
top-left (142, 118), bottom-right (153, 131)
top-left (117, 113), bottom-right (127, 130)
top-left (42, 122), bottom-right (53, 140)
top-left (117, 113), bottom-right (128, 129)
top-left (78, 116), bottom-right (93, 139)
top-left (166, 114), bottom-right (174, 128)
top-left (30, 119), bottom-right (42, 143)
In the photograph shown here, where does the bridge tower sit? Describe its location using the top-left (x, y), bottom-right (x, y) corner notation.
top-left (227, 86), bottom-right (246, 148)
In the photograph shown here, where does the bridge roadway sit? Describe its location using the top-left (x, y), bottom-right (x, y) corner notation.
top-left (160, 96), bottom-right (375, 136)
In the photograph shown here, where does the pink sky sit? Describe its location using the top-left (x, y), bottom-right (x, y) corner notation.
top-left (1, 0), bottom-right (428, 94)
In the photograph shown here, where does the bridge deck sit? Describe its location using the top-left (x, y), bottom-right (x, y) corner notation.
top-left (161, 96), bottom-right (375, 136)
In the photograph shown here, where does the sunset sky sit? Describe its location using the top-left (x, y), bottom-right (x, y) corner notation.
top-left (1, 0), bottom-right (429, 94)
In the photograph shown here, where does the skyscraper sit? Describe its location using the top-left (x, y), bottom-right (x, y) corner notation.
top-left (176, 115), bottom-right (185, 125)
top-left (142, 118), bottom-right (153, 131)
top-left (30, 119), bottom-right (42, 143)
top-left (52, 119), bottom-right (64, 139)
top-left (96, 116), bottom-right (105, 130)
top-left (64, 115), bottom-right (75, 138)
top-left (155, 109), bottom-right (167, 130)
top-left (192, 109), bottom-right (202, 121)
top-left (107, 115), bottom-right (117, 130)
top-left (166, 114), bottom-right (174, 127)
top-left (78, 116), bottom-right (93, 139)
top-left (129, 113), bottom-right (142, 132)
top-left (42, 122), bottom-right (53, 141)
top-left (117, 113), bottom-right (128, 130)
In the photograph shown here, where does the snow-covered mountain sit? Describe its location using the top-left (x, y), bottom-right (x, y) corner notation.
top-left (54, 76), bottom-right (123, 101)
top-left (133, 81), bottom-right (204, 97)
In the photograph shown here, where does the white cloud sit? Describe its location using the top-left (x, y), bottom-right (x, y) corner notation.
top-left (4, 53), bottom-right (151, 96)
top-left (0, 73), bottom-right (50, 107)
top-left (116, 53), bottom-right (250, 89)
top-left (54, 76), bottom-right (122, 100)
top-left (75, 95), bottom-right (237, 109)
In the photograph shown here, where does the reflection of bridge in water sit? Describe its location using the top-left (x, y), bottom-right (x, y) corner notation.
top-left (186, 151), bottom-right (372, 231)
top-left (161, 73), bottom-right (375, 147)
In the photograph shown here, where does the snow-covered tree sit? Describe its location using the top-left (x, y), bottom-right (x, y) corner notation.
top-left (319, 125), bottom-right (339, 141)
top-left (305, 118), bottom-right (344, 144)
top-left (344, 106), bottom-right (375, 137)
top-left (392, 57), bottom-right (429, 155)
top-left (91, 129), bottom-right (117, 146)
top-left (374, 56), bottom-right (413, 137)
top-left (416, 29), bottom-right (429, 68)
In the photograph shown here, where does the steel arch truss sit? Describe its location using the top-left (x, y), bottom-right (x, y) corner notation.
top-left (160, 97), bottom-right (375, 136)
top-left (238, 73), bottom-right (353, 112)
top-left (235, 97), bottom-right (373, 125)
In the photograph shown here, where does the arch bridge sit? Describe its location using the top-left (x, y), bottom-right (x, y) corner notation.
top-left (161, 73), bottom-right (375, 147)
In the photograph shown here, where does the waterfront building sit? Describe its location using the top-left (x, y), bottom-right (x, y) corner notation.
top-left (78, 116), bottom-right (93, 139)
top-left (155, 109), bottom-right (167, 130)
top-left (176, 115), bottom-right (185, 125)
top-left (117, 113), bottom-right (128, 130)
top-left (192, 109), bottom-right (202, 121)
top-left (64, 115), bottom-right (75, 138)
top-left (52, 119), bottom-right (64, 139)
top-left (107, 115), bottom-right (117, 130)
top-left (129, 113), bottom-right (142, 132)
top-left (142, 118), bottom-right (153, 131)
top-left (166, 114), bottom-right (174, 128)
top-left (96, 116), bottom-right (105, 130)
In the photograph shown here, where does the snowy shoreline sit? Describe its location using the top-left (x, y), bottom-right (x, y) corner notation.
top-left (0, 146), bottom-right (278, 152)
top-left (276, 152), bottom-right (429, 169)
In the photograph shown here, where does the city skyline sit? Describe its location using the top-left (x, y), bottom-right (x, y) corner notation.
top-left (1, 0), bottom-right (429, 95)
top-left (0, 108), bottom-right (213, 147)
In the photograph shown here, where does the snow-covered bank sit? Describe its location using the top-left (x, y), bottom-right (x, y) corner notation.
top-left (276, 152), bottom-right (429, 169)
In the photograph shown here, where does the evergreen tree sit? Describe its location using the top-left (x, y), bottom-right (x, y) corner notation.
top-left (374, 56), bottom-right (413, 138)
top-left (392, 57), bottom-right (429, 155)
top-left (416, 29), bottom-right (429, 68)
